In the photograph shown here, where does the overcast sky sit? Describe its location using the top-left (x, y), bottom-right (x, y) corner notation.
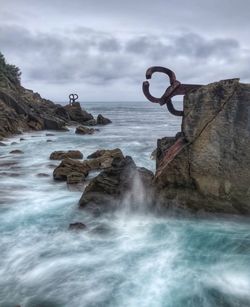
top-left (0, 0), bottom-right (250, 102)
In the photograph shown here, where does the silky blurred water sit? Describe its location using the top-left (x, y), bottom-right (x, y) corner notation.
top-left (0, 101), bottom-right (250, 307)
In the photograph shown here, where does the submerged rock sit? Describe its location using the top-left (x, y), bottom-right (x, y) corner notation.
top-left (50, 150), bottom-right (83, 160)
top-left (97, 114), bottom-right (112, 125)
top-left (0, 142), bottom-right (7, 146)
top-left (155, 79), bottom-right (250, 215)
top-left (69, 222), bottom-right (87, 231)
top-left (75, 125), bottom-right (95, 135)
top-left (37, 173), bottom-right (50, 177)
top-left (9, 150), bottom-right (23, 154)
top-left (79, 156), bottom-right (154, 213)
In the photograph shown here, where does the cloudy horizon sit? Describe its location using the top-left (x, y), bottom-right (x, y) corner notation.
top-left (1, 0), bottom-right (250, 102)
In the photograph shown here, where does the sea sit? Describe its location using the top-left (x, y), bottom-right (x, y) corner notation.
top-left (0, 100), bottom-right (250, 307)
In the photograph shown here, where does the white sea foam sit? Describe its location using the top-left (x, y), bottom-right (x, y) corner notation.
top-left (0, 101), bottom-right (249, 306)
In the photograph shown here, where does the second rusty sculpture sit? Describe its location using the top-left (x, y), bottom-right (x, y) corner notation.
top-left (142, 66), bottom-right (202, 116)
top-left (69, 93), bottom-right (79, 105)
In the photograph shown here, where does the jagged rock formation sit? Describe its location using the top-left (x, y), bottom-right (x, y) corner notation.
top-left (79, 156), bottom-right (154, 213)
top-left (0, 55), bottom-right (111, 138)
top-left (53, 148), bottom-right (124, 184)
top-left (64, 102), bottom-right (93, 123)
top-left (155, 79), bottom-right (250, 215)
top-left (0, 82), bottom-right (68, 137)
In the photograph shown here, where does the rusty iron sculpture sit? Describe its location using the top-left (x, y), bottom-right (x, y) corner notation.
top-left (142, 66), bottom-right (202, 116)
top-left (69, 93), bottom-right (79, 105)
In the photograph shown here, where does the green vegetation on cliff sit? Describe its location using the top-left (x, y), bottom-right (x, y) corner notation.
top-left (0, 52), bottom-right (22, 87)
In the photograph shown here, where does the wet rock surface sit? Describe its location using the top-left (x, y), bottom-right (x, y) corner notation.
top-left (50, 150), bottom-right (83, 160)
top-left (84, 119), bottom-right (97, 126)
top-left (52, 148), bottom-right (124, 183)
top-left (86, 148), bottom-right (124, 169)
top-left (53, 158), bottom-right (89, 181)
top-left (75, 126), bottom-right (96, 135)
top-left (9, 150), bottom-right (24, 154)
top-left (68, 222), bottom-right (87, 231)
top-left (79, 156), bottom-right (154, 213)
top-left (67, 172), bottom-right (85, 184)
top-left (64, 102), bottom-right (93, 124)
top-left (97, 114), bottom-right (112, 125)
top-left (37, 173), bottom-right (50, 177)
top-left (155, 79), bottom-right (250, 215)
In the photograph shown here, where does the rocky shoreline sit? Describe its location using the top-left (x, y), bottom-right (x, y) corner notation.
top-left (0, 62), bottom-right (111, 139)
top-left (55, 78), bottom-right (250, 219)
top-left (1, 57), bottom-right (250, 218)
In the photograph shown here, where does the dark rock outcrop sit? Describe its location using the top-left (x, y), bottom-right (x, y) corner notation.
top-left (86, 148), bottom-right (124, 169)
top-left (53, 148), bottom-right (124, 183)
top-left (155, 79), bottom-right (250, 215)
top-left (64, 102), bottom-right (93, 124)
top-left (50, 150), bottom-right (83, 160)
top-left (84, 119), bottom-right (97, 126)
top-left (69, 222), bottom-right (87, 231)
top-left (67, 172), bottom-right (85, 184)
top-left (53, 158), bottom-right (89, 181)
top-left (97, 114), bottom-right (112, 125)
top-left (79, 156), bottom-right (154, 213)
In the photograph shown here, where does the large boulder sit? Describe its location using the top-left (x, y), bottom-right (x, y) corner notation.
top-left (53, 158), bottom-right (89, 181)
top-left (79, 156), bottom-right (154, 213)
top-left (64, 102), bottom-right (93, 124)
top-left (50, 150), bottom-right (83, 160)
top-left (97, 114), bottom-right (112, 125)
top-left (86, 148), bottom-right (124, 169)
top-left (155, 79), bottom-right (250, 215)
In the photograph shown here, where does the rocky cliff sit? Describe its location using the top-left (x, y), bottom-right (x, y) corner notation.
top-left (0, 55), bottom-right (99, 139)
top-left (155, 79), bottom-right (250, 215)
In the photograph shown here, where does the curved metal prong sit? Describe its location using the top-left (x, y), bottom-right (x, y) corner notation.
top-left (166, 99), bottom-right (183, 116)
top-left (142, 80), bottom-right (165, 104)
top-left (145, 66), bottom-right (177, 85)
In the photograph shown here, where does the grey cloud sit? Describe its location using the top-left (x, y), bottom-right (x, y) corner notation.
top-left (126, 33), bottom-right (240, 62)
top-left (98, 38), bottom-right (121, 53)
top-left (0, 24), bottom-right (250, 99)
